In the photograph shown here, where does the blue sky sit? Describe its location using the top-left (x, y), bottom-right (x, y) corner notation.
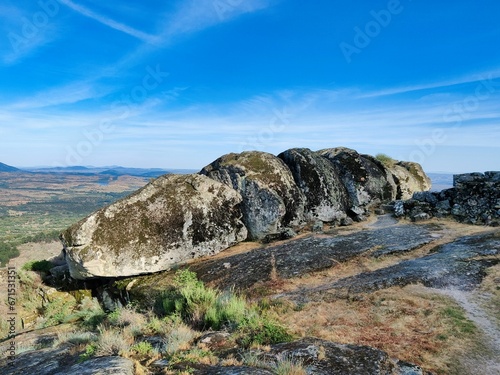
top-left (1, 0), bottom-right (499, 173)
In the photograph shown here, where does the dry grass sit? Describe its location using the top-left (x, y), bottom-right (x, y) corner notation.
top-left (96, 326), bottom-right (134, 356)
top-left (276, 285), bottom-right (482, 374)
top-left (164, 323), bottom-right (198, 354)
top-left (478, 263), bottom-right (500, 329)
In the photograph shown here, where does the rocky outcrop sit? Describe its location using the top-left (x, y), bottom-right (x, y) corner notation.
top-left (200, 151), bottom-right (305, 240)
top-left (59, 147), bottom-right (430, 280)
top-left (61, 174), bottom-right (247, 279)
top-left (386, 161), bottom-right (431, 200)
top-left (318, 148), bottom-right (397, 218)
top-left (278, 148), bottom-right (351, 223)
top-left (395, 171), bottom-right (500, 225)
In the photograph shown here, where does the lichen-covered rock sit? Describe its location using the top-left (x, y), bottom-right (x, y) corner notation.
top-left (395, 171), bottom-right (500, 225)
top-left (318, 148), bottom-right (397, 218)
top-left (278, 148), bottom-right (350, 223)
top-left (61, 174), bottom-right (247, 279)
top-left (200, 151), bottom-right (305, 240)
top-left (262, 338), bottom-right (429, 375)
top-left (387, 161), bottom-right (431, 200)
top-left (451, 172), bottom-right (500, 225)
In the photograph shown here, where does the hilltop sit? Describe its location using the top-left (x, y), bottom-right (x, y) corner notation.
top-left (0, 162), bottom-right (19, 172)
top-left (0, 148), bottom-right (498, 374)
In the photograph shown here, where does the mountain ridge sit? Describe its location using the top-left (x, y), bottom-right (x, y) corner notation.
top-left (0, 162), bottom-right (19, 172)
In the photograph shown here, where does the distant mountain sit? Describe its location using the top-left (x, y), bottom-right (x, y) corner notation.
top-left (0, 162), bottom-right (19, 172)
top-left (100, 167), bottom-right (170, 177)
top-left (19, 165), bottom-right (198, 177)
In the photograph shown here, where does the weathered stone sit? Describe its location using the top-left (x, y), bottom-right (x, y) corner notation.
top-left (396, 172), bottom-right (500, 226)
top-left (278, 148), bottom-right (350, 223)
top-left (58, 356), bottom-right (135, 375)
top-left (319, 147), bottom-right (397, 210)
top-left (200, 151), bottom-right (305, 240)
top-left (318, 230), bottom-right (500, 296)
top-left (191, 224), bottom-right (437, 290)
top-left (387, 162), bottom-right (431, 200)
top-left (312, 221), bottom-right (324, 232)
top-left (193, 366), bottom-right (274, 374)
top-left (261, 338), bottom-right (429, 375)
top-left (61, 174), bottom-right (247, 279)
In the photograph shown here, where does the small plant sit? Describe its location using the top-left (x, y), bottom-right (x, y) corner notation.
top-left (77, 297), bottom-right (107, 328)
top-left (441, 306), bottom-right (476, 335)
top-left (131, 341), bottom-right (157, 357)
top-left (55, 330), bottom-right (96, 347)
top-left (238, 315), bottom-right (293, 347)
top-left (22, 259), bottom-right (54, 273)
top-left (79, 343), bottom-right (98, 362)
top-left (272, 354), bottom-right (307, 375)
top-left (164, 323), bottom-right (197, 354)
top-left (96, 327), bottom-right (132, 356)
top-left (107, 305), bottom-right (146, 337)
top-left (375, 153), bottom-right (397, 167)
top-left (241, 351), bottom-right (270, 369)
top-left (162, 269), bottom-right (218, 328)
top-left (39, 297), bottom-right (77, 328)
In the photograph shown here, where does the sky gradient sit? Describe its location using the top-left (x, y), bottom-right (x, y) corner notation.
top-left (1, 0), bottom-right (499, 173)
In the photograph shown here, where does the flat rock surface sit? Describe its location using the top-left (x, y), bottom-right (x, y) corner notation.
top-left (283, 230), bottom-right (500, 301)
top-left (188, 338), bottom-right (429, 375)
top-left (0, 344), bottom-right (134, 375)
top-left (193, 223), bottom-right (438, 290)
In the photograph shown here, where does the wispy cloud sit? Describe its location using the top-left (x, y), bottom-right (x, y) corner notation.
top-left (359, 68), bottom-right (500, 98)
top-left (7, 81), bottom-right (112, 110)
top-left (59, 0), bottom-right (158, 43)
top-left (160, 0), bottom-right (273, 41)
top-left (1, 5), bottom-right (59, 65)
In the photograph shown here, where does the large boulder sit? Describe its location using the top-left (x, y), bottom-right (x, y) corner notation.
top-left (318, 148), bottom-right (397, 211)
top-left (200, 151), bottom-right (305, 240)
top-left (278, 148), bottom-right (351, 223)
top-left (387, 161), bottom-right (431, 200)
top-left (61, 174), bottom-right (247, 280)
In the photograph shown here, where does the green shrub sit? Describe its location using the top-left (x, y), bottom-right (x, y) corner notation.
top-left (77, 297), bottom-right (107, 329)
top-left (161, 270), bottom-right (293, 346)
top-left (22, 260), bottom-right (54, 273)
top-left (131, 341), bottom-right (156, 356)
top-left (237, 314), bottom-right (293, 347)
top-left (0, 241), bottom-right (19, 266)
top-left (162, 269), bottom-right (218, 328)
top-left (39, 298), bottom-right (77, 328)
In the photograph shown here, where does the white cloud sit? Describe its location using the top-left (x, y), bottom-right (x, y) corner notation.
top-left (7, 81), bottom-right (108, 109)
top-left (59, 0), bottom-right (158, 43)
top-left (358, 68), bottom-right (500, 98)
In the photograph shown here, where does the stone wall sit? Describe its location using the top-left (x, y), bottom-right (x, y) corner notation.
top-left (394, 171), bottom-right (500, 226)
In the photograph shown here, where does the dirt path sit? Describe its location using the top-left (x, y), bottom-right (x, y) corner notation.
top-left (435, 288), bottom-right (500, 375)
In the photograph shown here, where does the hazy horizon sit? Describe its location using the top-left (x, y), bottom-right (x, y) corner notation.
top-left (1, 1), bottom-right (499, 172)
